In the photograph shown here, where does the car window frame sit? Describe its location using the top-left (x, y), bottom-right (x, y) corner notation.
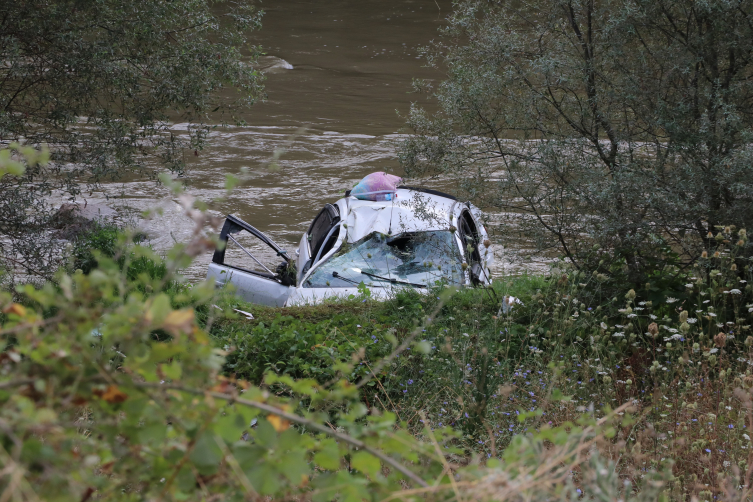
top-left (212, 214), bottom-right (290, 281)
top-left (306, 203), bottom-right (340, 258)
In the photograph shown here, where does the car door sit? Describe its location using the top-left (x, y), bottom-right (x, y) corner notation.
top-left (207, 215), bottom-right (294, 307)
top-left (299, 203), bottom-right (340, 278)
top-left (457, 209), bottom-right (484, 285)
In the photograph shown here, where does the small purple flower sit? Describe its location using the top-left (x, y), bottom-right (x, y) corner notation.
top-left (465, 412), bottom-right (469, 418)
top-left (408, 379), bottom-right (414, 385)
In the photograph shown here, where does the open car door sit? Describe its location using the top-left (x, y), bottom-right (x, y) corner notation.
top-left (207, 215), bottom-right (294, 307)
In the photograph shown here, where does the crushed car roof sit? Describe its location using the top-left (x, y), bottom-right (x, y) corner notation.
top-left (344, 188), bottom-right (459, 242)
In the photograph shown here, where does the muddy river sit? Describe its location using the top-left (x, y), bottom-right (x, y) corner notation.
top-left (87, 0), bottom-right (543, 281)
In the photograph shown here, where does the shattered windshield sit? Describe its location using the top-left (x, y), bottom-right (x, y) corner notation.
top-left (304, 231), bottom-right (463, 288)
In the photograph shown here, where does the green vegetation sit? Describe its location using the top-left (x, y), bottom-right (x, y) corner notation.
top-left (0, 0), bottom-right (263, 280)
top-left (5, 231), bottom-right (747, 500)
top-left (2, 146), bottom-right (747, 499)
top-left (400, 0), bottom-right (753, 283)
top-left (3, 0), bottom-right (753, 498)
top-left (196, 225), bottom-right (753, 499)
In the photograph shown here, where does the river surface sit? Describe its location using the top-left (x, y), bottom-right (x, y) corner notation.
top-left (88, 0), bottom-right (544, 281)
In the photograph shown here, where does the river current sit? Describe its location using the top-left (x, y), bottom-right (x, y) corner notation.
top-left (84, 1), bottom-right (544, 281)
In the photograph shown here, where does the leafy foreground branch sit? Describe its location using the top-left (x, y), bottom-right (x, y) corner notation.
top-left (0, 265), bottom-right (670, 501)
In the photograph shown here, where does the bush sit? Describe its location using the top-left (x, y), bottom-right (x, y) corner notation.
top-left (400, 0), bottom-right (753, 283)
top-left (69, 222), bottom-right (122, 274)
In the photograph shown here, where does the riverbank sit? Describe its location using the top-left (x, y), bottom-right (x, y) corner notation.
top-left (3, 221), bottom-right (752, 500)
top-left (202, 250), bottom-right (753, 498)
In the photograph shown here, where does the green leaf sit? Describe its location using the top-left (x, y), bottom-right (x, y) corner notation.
top-left (148, 293), bottom-right (172, 325)
top-left (280, 451), bottom-right (310, 484)
top-left (138, 422), bottom-right (167, 445)
top-left (253, 418), bottom-right (278, 450)
top-left (162, 359), bottom-right (182, 381)
top-left (351, 451), bottom-right (380, 478)
top-left (176, 466), bottom-right (195, 492)
top-left (189, 432), bottom-right (222, 472)
top-left (215, 412), bottom-right (248, 444)
top-left (551, 389), bottom-right (572, 402)
top-left (225, 174), bottom-right (240, 191)
top-left (247, 464), bottom-right (280, 495)
top-left (414, 340), bottom-right (431, 354)
top-left (313, 439), bottom-right (340, 470)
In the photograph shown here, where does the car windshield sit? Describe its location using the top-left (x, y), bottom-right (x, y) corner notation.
top-left (304, 231), bottom-right (463, 288)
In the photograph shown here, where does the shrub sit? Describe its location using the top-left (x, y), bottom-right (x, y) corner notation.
top-left (400, 0), bottom-right (753, 283)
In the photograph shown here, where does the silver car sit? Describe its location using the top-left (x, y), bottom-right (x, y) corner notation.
top-left (207, 186), bottom-right (493, 306)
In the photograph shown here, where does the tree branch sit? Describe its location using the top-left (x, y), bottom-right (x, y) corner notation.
top-left (134, 382), bottom-right (430, 488)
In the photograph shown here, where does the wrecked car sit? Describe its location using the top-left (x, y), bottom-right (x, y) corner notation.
top-left (207, 186), bottom-right (493, 306)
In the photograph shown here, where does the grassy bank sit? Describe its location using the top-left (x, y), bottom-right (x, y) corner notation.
top-left (204, 236), bottom-right (753, 498)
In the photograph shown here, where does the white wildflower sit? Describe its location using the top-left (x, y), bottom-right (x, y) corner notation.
top-left (709, 348), bottom-right (719, 354)
top-left (688, 318), bottom-right (697, 324)
top-left (685, 283), bottom-right (694, 288)
top-left (745, 433), bottom-right (751, 441)
top-left (600, 322), bottom-right (608, 329)
top-left (613, 332), bottom-right (625, 337)
top-left (666, 297), bottom-right (678, 303)
top-left (627, 313), bottom-right (638, 318)
top-left (708, 313), bottom-right (717, 317)
top-left (730, 289), bottom-right (742, 294)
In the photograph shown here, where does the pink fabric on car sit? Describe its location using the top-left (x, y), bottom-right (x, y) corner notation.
top-left (350, 172), bottom-right (403, 201)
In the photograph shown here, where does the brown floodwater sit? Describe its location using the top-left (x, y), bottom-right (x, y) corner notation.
top-left (88, 0), bottom-right (544, 280)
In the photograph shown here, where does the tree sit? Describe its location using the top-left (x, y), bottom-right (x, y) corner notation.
top-left (400, 0), bottom-right (753, 282)
top-left (0, 0), bottom-right (263, 280)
